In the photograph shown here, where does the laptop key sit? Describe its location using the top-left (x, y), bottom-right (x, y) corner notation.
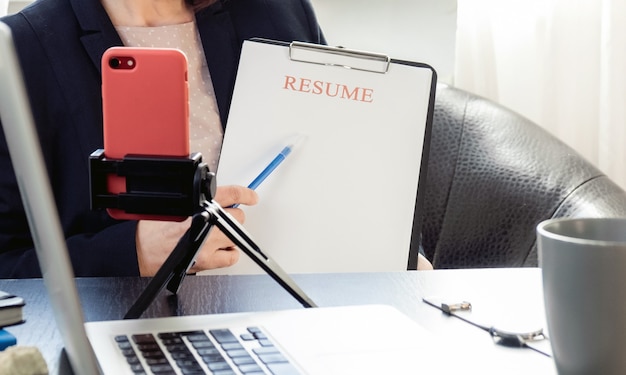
top-left (191, 340), bottom-right (217, 349)
top-left (252, 332), bottom-right (267, 340)
top-left (253, 346), bottom-right (279, 355)
top-left (176, 359), bottom-right (199, 367)
top-left (179, 365), bottom-right (204, 374)
top-left (207, 361), bottom-right (235, 371)
top-left (210, 329), bottom-right (239, 344)
top-left (115, 335), bottom-right (128, 341)
top-left (232, 356), bottom-right (256, 365)
top-left (196, 347), bottom-right (220, 356)
top-left (212, 371), bottom-right (237, 375)
top-left (258, 353), bottom-right (288, 364)
top-left (136, 343), bottom-right (160, 351)
top-left (161, 337), bottom-right (183, 345)
top-left (238, 363), bottom-right (264, 373)
top-left (176, 330), bottom-right (205, 336)
top-left (132, 334), bottom-right (157, 344)
top-left (126, 356), bottom-right (141, 364)
top-left (259, 339), bottom-right (274, 347)
top-left (226, 349), bottom-right (249, 358)
top-left (170, 351), bottom-right (194, 360)
top-left (145, 357), bottom-right (168, 365)
top-left (165, 343), bottom-right (188, 352)
top-left (141, 350), bottom-right (166, 359)
top-left (222, 342), bottom-right (244, 350)
top-left (120, 348), bottom-right (136, 357)
top-left (186, 333), bottom-right (211, 342)
top-left (178, 365), bottom-right (204, 374)
top-left (202, 353), bottom-right (227, 363)
top-left (117, 341), bottom-right (132, 350)
top-left (240, 333), bottom-right (256, 341)
top-left (266, 362), bottom-right (301, 375)
top-left (180, 370), bottom-right (205, 375)
top-left (158, 332), bottom-right (180, 339)
top-left (129, 363), bottom-right (145, 373)
top-left (149, 363), bottom-right (176, 373)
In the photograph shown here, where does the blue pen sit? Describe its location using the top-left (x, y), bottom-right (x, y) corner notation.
top-left (231, 135), bottom-right (306, 207)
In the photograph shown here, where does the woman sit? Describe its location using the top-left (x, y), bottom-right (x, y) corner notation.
top-left (0, 0), bottom-right (432, 277)
top-left (0, 0), bottom-right (326, 277)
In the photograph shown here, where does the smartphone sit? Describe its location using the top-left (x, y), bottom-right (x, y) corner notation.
top-left (102, 47), bottom-right (190, 221)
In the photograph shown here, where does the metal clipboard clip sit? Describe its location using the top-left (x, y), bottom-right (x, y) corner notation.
top-left (289, 41), bottom-right (391, 74)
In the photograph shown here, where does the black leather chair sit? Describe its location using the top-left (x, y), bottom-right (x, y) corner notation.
top-left (421, 84), bottom-right (626, 268)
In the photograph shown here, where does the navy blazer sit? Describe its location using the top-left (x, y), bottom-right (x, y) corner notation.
top-left (0, 0), bottom-right (325, 277)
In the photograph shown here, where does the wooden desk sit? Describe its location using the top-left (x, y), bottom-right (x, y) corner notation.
top-left (0, 268), bottom-right (556, 374)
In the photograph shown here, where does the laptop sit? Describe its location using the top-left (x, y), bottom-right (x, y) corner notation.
top-left (0, 21), bottom-right (466, 374)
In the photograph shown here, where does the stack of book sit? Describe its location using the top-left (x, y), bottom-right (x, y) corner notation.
top-left (0, 290), bottom-right (25, 350)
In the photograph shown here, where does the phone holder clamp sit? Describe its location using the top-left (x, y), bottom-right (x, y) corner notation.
top-left (89, 149), bottom-right (212, 217)
top-left (88, 149), bottom-right (315, 319)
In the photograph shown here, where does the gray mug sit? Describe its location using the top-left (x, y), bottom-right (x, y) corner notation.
top-left (537, 217), bottom-right (626, 375)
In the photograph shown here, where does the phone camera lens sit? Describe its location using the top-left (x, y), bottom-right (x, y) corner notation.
top-left (109, 58), bottom-right (121, 68)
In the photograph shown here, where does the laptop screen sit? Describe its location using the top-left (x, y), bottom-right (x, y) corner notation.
top-left (0, 21), bottom-right (101, 375)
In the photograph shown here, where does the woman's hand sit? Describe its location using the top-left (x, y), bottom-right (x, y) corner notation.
top-left (135, 185), bottom-right (258, 276)
top-left (417, 253), bottom-right (433, 270)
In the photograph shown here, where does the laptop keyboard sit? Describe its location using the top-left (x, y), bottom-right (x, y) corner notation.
top-left (114, 326), bottom-right (300, 375)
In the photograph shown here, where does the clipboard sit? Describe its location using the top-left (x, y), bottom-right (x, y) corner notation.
top-left (207, 38), bottom-right (436, 274)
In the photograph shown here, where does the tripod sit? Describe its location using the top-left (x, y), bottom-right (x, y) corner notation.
top-left (89, 150), bottom-right (317, 319)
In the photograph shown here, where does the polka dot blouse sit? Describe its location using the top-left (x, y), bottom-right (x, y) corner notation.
top-left (116, 21), bottom-right (223, 172)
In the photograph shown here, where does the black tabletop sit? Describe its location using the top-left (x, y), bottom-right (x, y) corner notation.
top-left (0, 269), bottom-right (556, 374)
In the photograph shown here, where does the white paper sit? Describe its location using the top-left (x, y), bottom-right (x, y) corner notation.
top-left (205, 40), bottom-right (434, 274)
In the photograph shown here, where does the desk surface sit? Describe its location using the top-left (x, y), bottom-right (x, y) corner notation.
top-left (0, 268), bottom-right (556, 374)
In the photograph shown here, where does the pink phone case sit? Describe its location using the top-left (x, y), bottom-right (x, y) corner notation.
top-left (102, 47), bottom-right (190, 221)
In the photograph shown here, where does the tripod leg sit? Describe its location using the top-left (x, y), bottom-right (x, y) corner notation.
top-left (166, 211), bottom-right (213, 294)
top-left (204, 201), bottom-right (318, 308)
top-left (124, 212), bottom-right (212, 319)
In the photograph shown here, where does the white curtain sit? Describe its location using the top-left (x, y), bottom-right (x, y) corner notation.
top-left (455, 0), bottom-right (626, 190)
top-left (0, 0), bottom-right (9, 17)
